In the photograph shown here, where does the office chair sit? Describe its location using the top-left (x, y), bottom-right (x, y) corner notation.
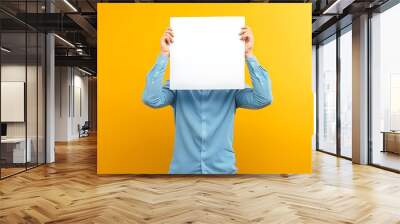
top-left (79, 121), bottom-right (90, 138)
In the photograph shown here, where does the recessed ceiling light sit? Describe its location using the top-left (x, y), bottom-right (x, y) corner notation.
top-left (54, 34), bottom-right (75, 48)
top-left (322, 0), bottom-right (354, 15)
top-left (78, 67), bottom-right (93, 76)
top-left (1, 47), bottom-right (11, 53)
top-left (63, 0), bottom-right (78, 12)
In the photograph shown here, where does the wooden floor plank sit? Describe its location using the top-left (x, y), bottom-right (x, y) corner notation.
top-left (0, 134), bottom-right (400, 224)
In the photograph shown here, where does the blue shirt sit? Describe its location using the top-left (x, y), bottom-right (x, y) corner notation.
top-left (142, 54), bottom-right (272, 174)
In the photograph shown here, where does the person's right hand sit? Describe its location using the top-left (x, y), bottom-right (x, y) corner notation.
top-left (161, 28), bottom-right (174, 56)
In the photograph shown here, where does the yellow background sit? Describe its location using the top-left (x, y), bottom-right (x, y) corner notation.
top-left (97, 3), bottom-right (313, 174)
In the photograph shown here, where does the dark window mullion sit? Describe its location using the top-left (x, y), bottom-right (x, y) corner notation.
top-left (367, 11), bottom-right (373, 165)
top-left (24, 0), bottom-right (28, 171)
top-left (36, 0), bottom-right (39, 167)
top-left (0, 21), bottom-right (2, 179)
top-left (336, 29), bottom-right (341, 157)
top-left (316, 45), bottom-right (320, 150)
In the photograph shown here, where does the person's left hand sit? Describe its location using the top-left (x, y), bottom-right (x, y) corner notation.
top-left (239, 26), bottom-right (254, 58)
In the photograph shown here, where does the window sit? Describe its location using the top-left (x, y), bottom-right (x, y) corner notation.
top-left (390, 74), bottom-right (400, 130)
top-left (318, 36), bottom-right (337, 154)
top-left (371, 2), bottom-right (400, 171)
top-left (340, 28), bottom-right (352, 158)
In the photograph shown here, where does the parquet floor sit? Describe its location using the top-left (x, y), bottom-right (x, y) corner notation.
top-left (1, 134), bottom-right (400, 224)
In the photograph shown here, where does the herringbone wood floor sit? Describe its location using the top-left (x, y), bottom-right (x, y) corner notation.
top-left (1, 134), bottom-right (400, 224)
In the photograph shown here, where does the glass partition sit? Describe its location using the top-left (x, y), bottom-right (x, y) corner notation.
top-left (1, 31), bottom-right (28, 177)
top-left (0, 1), bottom-right (46, 179)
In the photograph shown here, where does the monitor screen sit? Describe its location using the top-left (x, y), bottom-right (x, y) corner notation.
top-left (1, 123), bottom-right (7, 137)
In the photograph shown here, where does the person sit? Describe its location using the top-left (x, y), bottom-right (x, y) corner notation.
top-left (142, 26), bottom-right (273, 174)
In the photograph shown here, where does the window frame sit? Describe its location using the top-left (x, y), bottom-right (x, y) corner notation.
top-left (316, 24), bottom-right (353, 161)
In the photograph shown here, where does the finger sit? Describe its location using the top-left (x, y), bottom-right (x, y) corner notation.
top-left (165, 31), bottom-right (174, 37)
top-left (164, 28), bottom-right (173, 38)
top-left (242, 31), bottom-right (253, 37)
top-left (239, 32), bottom-right (248, 38)
top-left (165, 34), bottom-right (174, 43)
top-left (166, 36), bottom-right (173, 45)
top-left (240, 32), bottom-right (249, 37)
top-left (240, 28), bottom-right (251, 34)
top-left (163, 36), bottom-right (170, 45)
top-left (165, 32), bottom-right (173, 39)
top-left (239, 28), bottom-right (248, 35)
top-left (240, 34), bottom-right (249, 41)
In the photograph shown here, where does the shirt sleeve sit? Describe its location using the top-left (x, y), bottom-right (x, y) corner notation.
top-left (235, 56), bottom-right (273, 109)
top-left (142, 54), bottom-right (176, 108)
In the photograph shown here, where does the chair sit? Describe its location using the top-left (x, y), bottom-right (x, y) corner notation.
top-left (79, 121), bottom-right (90, 138)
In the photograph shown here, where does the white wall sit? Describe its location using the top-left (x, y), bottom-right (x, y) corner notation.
top-left (78, 71), bottom-right (89, 138)
top-left (55, 66), bottom-right (70, 141)
top-left (55, 67), bottom-right (89, 141)
top-left (73, 73), bottom-right (89, 137)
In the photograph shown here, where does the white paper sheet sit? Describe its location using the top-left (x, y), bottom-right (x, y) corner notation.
top-left (170, 17), bottom-right (245, 90)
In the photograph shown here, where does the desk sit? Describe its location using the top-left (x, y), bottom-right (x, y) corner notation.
top-left (1, 138), bottom-right (31, 163)
top-left (382, 131), bottom-right (400, 154)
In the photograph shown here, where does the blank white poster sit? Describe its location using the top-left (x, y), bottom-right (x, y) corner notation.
top-left (170, 17), bottom-right (245, 90)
